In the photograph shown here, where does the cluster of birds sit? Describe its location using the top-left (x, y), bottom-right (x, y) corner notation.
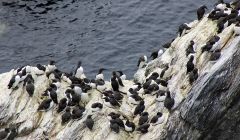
top-left (5, 58), bottom-right (168, 136)
top-left (2, 0), bottom-right (240, 139)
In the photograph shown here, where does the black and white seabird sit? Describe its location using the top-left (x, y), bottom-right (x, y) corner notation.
top-left (81, 88), bottom-right (90, 105)
top-left (124, 120), bottom-right (135, 132)
top-left (138, 112), bottom-right (149, 125)
top-left (107, 112), bottom-right (121, 120)
top-left (85, 115), bottom-right (94, 130)
top-left (61, 107), bottom-right (71, 125)
top-left (110, 119), bottom-right (120, 133)
top-left (111, 76), bottom-right (120, 92)
top-left (91, 102), bottom-right (103, 112)
top-left (164, 91), bottom-right (175, 111)
top-left (113, 91), bottom-right (124, 101)
top-left (201, 42), bottom-right (213, 53)
top-left (8, 74), bottom-right (21, 89)
top-left (96, 79), bottom-right (106, 91)
top-left (0, 128), bottom-right (10, 139)
top-left (49, 88), bottom-right (58, 104)
top-left (186, 55), bottom-right (195, 74)
top-left (23, 74), bottom-right (34, 86)
top-left (178, 23), bottom-right (191, 37)
top-left (37, 99), bottom-right (53, 111)
top-left (70, 90), bottom-right (81, 106)
top-left (72, 106), bottom-right (86, 120)
top-left (74, 61), bottom-right (84, 79)
top-left (150, 49), bottom-right (164, 60)
top-left (112, 71), bottom-right (124, 87)
top-left (134, 100), bottom-right (145, 116)
top-left (160, 65), bottom-right (169, 78)
top-left (57, 98), bottom-right (68, 113)
top-left (103, 96), bottom-right (120, 108)
top-left (47, 60), bottom-right (57, 72)
top-left (189, 68), bottom-right (199, 85)
top-left (186, 40), bottom-right (196, 56)
top-left (137, 55), bottom-right (147, 69)
top-left (117, 71), bottom-right (126, 80)
top-left (34, 64), bottom-right (46, 75)
top-left (197, 5), bottom-right (208, 20)
top-left (217, 17), bottom-right (228, 33)
top-left (148, 72), bottom-right (159, 81)
top-left (26, 80), bottom-right (35, 97)
top-left (95, 68), bottom-right (106, 80)
top-left (150, 112), bottom-right (165, 126)
top-left (136, 123), bottom-right (150, 134)
top-left (128, 94), bottom-right (142, 105)
top-left (210, 49), bottom-right (221, 61)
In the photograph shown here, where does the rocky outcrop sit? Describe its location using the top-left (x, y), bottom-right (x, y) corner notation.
top-left (0, 5), bottom-right (240, 140)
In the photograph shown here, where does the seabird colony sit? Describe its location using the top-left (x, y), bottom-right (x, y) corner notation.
top-left (2, 0), bottom-right (240, 139)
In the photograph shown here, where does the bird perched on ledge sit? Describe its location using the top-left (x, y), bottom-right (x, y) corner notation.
top-left (197, 5), bottom-right (208, 20)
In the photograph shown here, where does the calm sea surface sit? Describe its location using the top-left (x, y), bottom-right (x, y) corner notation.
top-left (0, 0), bottom-right (215, 79)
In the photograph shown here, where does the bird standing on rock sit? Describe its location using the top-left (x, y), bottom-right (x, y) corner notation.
top-left (138, 112), bottom-right (149, 125)
top-left (57, 98), bottom-right (68, 113)
top-left (124, 120), bottom-right (135, 132)
top-left (186, 40), bottom-right (196, 56)
top-left (178, 23), bottom-right (191, 37)
top-left (37, 99), bottom-right (53, 111)
top-left (186, 55), bottom-right (195, 74)
top-left (210, 49), bottom-right (221, 61)
top-left (134, 100), bottom-right (145, 116)
top-left (150, 49), bottom-right (164, 60)
top-left (137, 55), bottom-right (147, 69)
top-left (26, 80), bottom-right (35, 97)
top-left (47, 60), bottom-right (57, 72)
top-left (117, 71), bottom-right (126, 80)
top-left (61, 107), bottom-right (71, 125)
top-left (164, 91), bottom-right (175, 111)
top-left (85, 115), bottom-right (94, 130)
top-left (189, 68), bottom-right (198, 84)
top-left (150, 112), bottom-right (165, 126)
top-left (75, 61), bottom-right (85, 79)
top-left (96, 68), bottom-right (106, 80)
top-left (197, 5), bottom-right (208, 20)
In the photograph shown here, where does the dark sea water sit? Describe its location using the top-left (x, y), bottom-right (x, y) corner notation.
top-left (0, 0), bottom-right (215, 79)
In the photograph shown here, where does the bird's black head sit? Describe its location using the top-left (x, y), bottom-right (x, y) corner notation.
top-left (190, 40), bottom-right (194, 45)
top-left (66, 107), bottom-right (71, 112)
top-left (99, 68), bottom-right (106, 74)
top-left (47, 99), bottom-right (52, 103)
top-left (193, 68), bottom-right (198, 74)
top-left (61, 98), bottom-right (67, 103)
top-left (112, 71), bottom-right (117, 77)
top-left (5, 128), bottom-right (10, 132)
top-left (202, 5), bottom-right (207, 9)
top-left (87, 115), bottom-right (92, 118)
top-left (157, 112), bottom-right (163, 117)
top-left (78, 61), bottom-right (82, 66)
top-left (189, 55), bottom-right (194, 61)
top-left (166, 91), bottom-right (171, 97)
top-left (49, 60), bottom-right (56, 65)
top-left (150, 51), bottom-right (158, 60)
top-left (141, 112), bottom-right (149, 116)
